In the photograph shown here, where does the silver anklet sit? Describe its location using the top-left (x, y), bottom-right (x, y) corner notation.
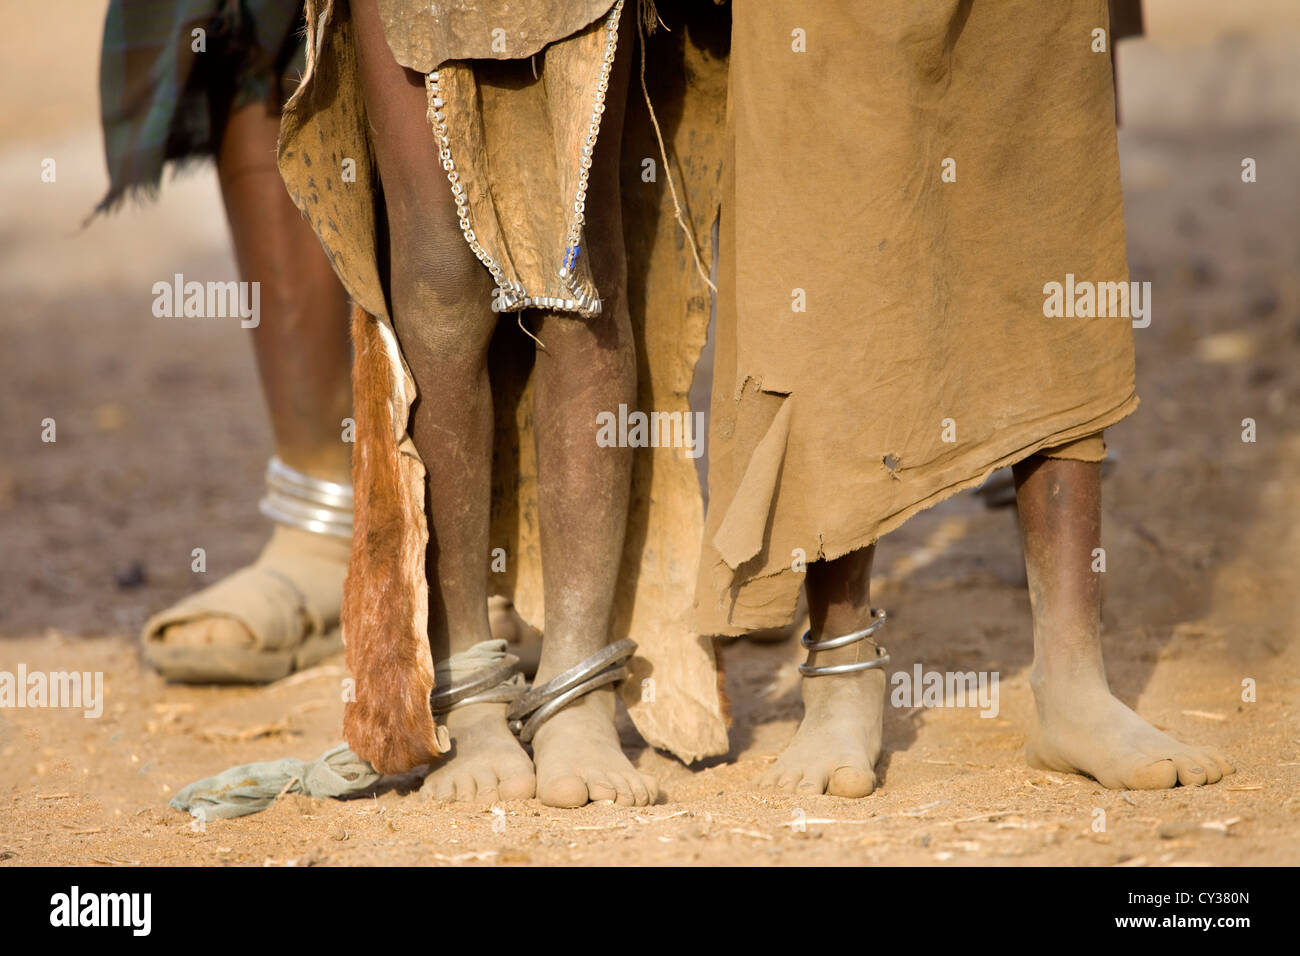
top-left (507, 638), bottom-right (636, 743)
top-left (258, 455), bottom-right (354, 539)
top-left (430, 655), bottom-right (526, 715)
top-left (799, 609), bottom-right (891, 677)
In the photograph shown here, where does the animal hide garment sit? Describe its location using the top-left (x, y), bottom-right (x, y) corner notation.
top-left (279, 0), bottom-right (732, 772)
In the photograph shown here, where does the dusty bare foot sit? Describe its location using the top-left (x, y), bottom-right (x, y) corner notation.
top-left (421, 702), bottom-right (536, 803)
top-left (759, 668), bottom-right (885, 798)
top-left (531, 688), bottom-right (658, 808)
top-left (1028, 678), bottom-right (1235, 789)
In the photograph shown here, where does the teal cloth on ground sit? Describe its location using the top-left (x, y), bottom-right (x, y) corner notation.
top-left (169, 743), bottom-right (380, 820)
top-left (169, 640), bottom-right (516, 819)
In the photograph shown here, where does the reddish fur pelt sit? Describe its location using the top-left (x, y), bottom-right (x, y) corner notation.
top-left (342, 305), bottom-right (443, 773)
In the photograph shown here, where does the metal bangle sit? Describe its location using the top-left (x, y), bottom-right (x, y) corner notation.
top-left (799, 609), bottom-right (887, 652)
top-left (799, 609), bottom-right (890, 677)
top-left (455, 683), bottom-right (528, 708)
top-left (266, 456), bottom-right (354, 509)
top-left (510, 665), bottom-right (628, 743)
top-left (798, 646), bottom-right (891, 677)
top-left (505, 638), bottom-right (637, 741)
top-left (260, 456), bottom-right (354, 538)
top-left (507, 638), bottom-right (636, 722)
top-left (429, 655), bottom-right (523, 715)
top-left (258, 492), bottom-right (353, 538)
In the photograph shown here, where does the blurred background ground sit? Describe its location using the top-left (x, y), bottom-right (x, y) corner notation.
top-left (0, 1), bottom-right (1297, 865)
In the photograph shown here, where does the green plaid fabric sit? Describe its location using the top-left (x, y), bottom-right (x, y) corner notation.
top-left (97, 0), bottom-right (306, 212)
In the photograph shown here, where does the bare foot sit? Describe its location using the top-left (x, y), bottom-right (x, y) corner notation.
top-left (421, 702), bottom-right (536, 803)
top-left (531, 688), bottom-right (657, 808)
top-left (1029, 678), bottom-right (1235, 789)
top-left (759, 668), bottom-right (885, 798)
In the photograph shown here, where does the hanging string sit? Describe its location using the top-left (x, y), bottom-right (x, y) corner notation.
top-left (637, 0), bottom-right (716, 294)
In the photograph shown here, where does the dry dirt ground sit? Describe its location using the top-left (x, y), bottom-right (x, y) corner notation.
top-left (1, 3), bottom-right (1297, 866)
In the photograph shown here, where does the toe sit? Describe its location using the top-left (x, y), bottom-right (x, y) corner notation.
top-left (165, 618), bottom-right (253, 649)
top-left (776, 769), bottom-right (804, 793)
top-left (452, 774), bottom-right (477, 802)
top-left (607, 773), bottom-right (639, 806)
top-left (471, 769), bottom-right (501, 803)
top-left (625, 771), bottom-right (651, 807)
top-left (1204, 749), bottom-right (1236, 777)
top-left (827, 765), bottom-right (876, 798)
top-left (538, 774), bottom-right (591, 808)
top-left (795, 767), bottom-right (829, 796)
top-left (1126, 757), bottom-right (1179, 790)
top-left (639, 773), bottom-right (660, 806)
top-left (425, 773), bottom-right (455, 802)
top-left (586, 774), bottom-right (619, 803)
top-left (498, 768), bottom-right (536, 801)
top-left (1172, 754), bottom-right (1208, 787)
top-left (1192, 750), bottom-right (1222, 785)
top-left (757, 766), bottom-right (782, 789)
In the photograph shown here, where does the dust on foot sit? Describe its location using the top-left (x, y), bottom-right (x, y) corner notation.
top-left (421, 702), bottom-right (536, 803)
top-left (530, 688), bottom-right (658, 808)
top-left (1028, 683), bottom-right (1235, 789)
top-left (758, 670), bottom-right (885, 799)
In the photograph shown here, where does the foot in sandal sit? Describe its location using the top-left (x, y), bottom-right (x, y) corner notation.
top-left (141, 457), bottom-right (353, 683)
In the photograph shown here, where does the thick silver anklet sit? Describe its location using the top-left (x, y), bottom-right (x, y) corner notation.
top-left (799, 609), bottom-right (890, 677)
top-left (507, 638), bottom-right (636, 743)
top-left (258, 455), bottom-right (353, 539)
top-left (430, 655), bottom-right (526, 715)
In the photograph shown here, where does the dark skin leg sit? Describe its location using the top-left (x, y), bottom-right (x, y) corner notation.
top-left (1014, 455), bottom-right (1234, 788)
top-left (758, 545), bottom-right (886, 798)
top-left (158, 98), bottom-right (354, 651)
top-left (352, 2), bottom-right (650, 806)
top-left (218, 101), bottom-right (354, 484)
top-left (351, 0), bottom-right (528, 804)
top-left (526, 20), bottom-right (655, 805)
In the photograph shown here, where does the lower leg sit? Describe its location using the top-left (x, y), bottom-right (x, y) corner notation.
top-left (759, 545), bottom-right (885, 798)
top-left (218, 100), bottom-right (353, 484)
top-left (351, 0), bottom-right (530, 801)
top-left (1015, 454), bottom-right (1233, 788)
top-left (524, 18), bottom-right (654, 807)
top-left (151, 99), bottom-right (354, 660)
top-left (526, 297), bottom-right (650, 807)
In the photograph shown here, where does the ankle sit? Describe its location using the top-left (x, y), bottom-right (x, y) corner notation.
top-left (800, 668), bottom-right (884, 708)
top-left (1029, 660), bottom-right (1109, 699)
top-left (443, 700), bottom-right (510, 731)
top-left (262, 523), bottom-right (351, 562)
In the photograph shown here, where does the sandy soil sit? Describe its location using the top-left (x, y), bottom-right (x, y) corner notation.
top-left (1, 3), bottom-right (1297, 866)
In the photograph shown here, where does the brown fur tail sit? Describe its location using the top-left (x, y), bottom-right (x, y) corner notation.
top-left (342, 305), bottom-right (443, 773)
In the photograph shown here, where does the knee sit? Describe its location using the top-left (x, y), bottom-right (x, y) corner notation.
top-left (386, 186), bottom-right (490, 304)
top-left (385, 199), bottom-right (495, 355)
top-left (400, 228), bottom-right (489, 312)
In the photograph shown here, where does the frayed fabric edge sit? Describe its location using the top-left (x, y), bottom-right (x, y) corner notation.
top-left (703, 391), bottom-right (1141, 636)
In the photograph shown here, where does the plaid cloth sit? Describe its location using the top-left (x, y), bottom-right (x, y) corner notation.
top-left (97, 0), bottom-right (306, 212)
